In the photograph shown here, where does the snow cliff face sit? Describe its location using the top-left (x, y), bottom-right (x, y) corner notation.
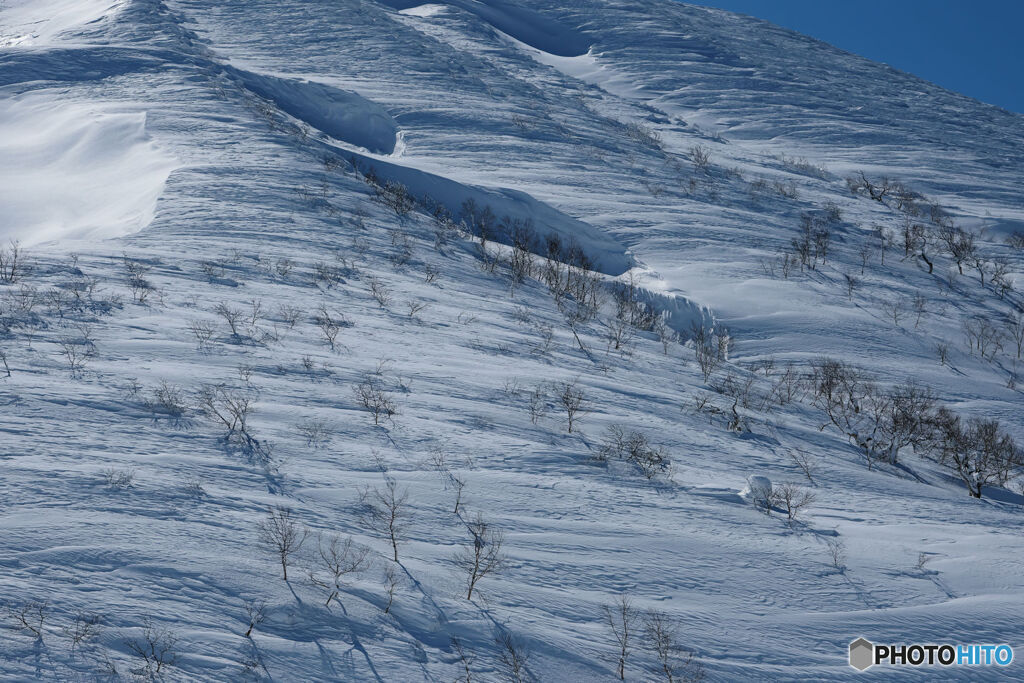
top-left (1, 0), bottom-right (1022, 680)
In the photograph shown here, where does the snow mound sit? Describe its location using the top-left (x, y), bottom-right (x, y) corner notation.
top-left (0, 93), bottom-right (177, 246)
top-left (381, 0), bottom-right (591, 57)
top-left (232, 69), bottom-right (400, 155)
top-left (0, 0), bottom-right (125, 47)
top-left (353, 153), bottom-right (633, 275)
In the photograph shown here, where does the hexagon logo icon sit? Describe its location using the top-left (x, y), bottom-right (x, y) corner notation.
top-left (849, 638), bottom-right (874, 671)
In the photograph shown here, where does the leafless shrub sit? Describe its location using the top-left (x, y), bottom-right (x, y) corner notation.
top-left (1009, 312), bottom-right (1024, 360)
top-left (880, 298), bottom-right (905, 327)
top-left (314, 304), bottom-right (347, 350)
top-left (144, 381), bottom-right (188, 422)
top-left (375, 180), bottom-right (415, 216)
top-left (0, 240), bottom-right (24, 283)
top-left (407, 300), bottom-right (428, 322)
top-left (369, 277), bottom-right (392, 308)
top-left (935, 341), bottom-right (950, 366)
top-left (57, 336), bottom-right (89, 377)
top-left (643, 610), bottom-right (704, 682)
top-left (197, 385), bottom-right (264, 455)
top-left (277, 304), bottom-right (302, 329)
top-left (243, 600), bottom-right (266, 638)
top-left (825, 537), bottom-right (846, 572)
top-left (809, 359), bottom-right (939, 468)
top-left (363, 479), bottom-right (409, 562)
top-left (257, 506), bottom-right (309, 581)
top-left (557, 379), bottom-right (586, 433)
top-left (183, 477), bottom-right (205, 499)
top-left (495, 631), bottom-right (531, 683)
top-left (453, 512), bottom-right (505, 600)
top-left (843, 273), bottom-right (859, 300)
top-left (383, 565), bottom-right (399, 614)
top-left (788, 449), bottom-right (817, 485)
top-left (688, 145), bottom-right (711, 171)
top-left (102, 466), bottom-right (136, 490)
top-left (598, 425), bottom-right (670, 479)
top-left (63, 613), bottom-right (101, 650)
top-left (773, 483), bottom-right (815, 523)
top-left (424, 264), bottom-right (440, 284)
top-left (604, 594), bottom-right (637, 680)
top-left (625, 122), bottom-right (663, 149)
top-left (933, 410), bottom-right (1022, 498)
top-left (914, 552), bottom-right (934, 573)
top-left (690, 324), bottom-right (723, 382)
top-left (308, 534), bottom-right (370, 607)
top-left (188, 318), bottom-right (216, 351)
top-left (9, 600), bottom-right (47, 640)
top-left (527, 384), bottom-right (548, 424)
top-left (963, 317), bottom-right (1004, 360)
top-left (0, 348), bottom-right (10, 378)
top-left (297, 418), bottom-right (333, 449)
top-left (125, 618), bottom-right (178, 678)
top-left (215, 302), bottom-right (244, 337)
top-left (354, 378), bottom-right (397, 425)
top-left (451, 636), bottom-right (476, 683)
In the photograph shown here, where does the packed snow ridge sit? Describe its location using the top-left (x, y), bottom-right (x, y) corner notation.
top-left (1, 0), bottom-right (1023, 681)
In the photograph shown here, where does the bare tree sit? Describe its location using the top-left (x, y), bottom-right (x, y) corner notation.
top-left (364, 479), bottom-right (409, 562)
top-left (557, 379), bottom-right (586, 433)
top-left (308, 534), bottom-right (370, 607)
top-left (243, 600), bottom-right (266, 638)
top-left (0, 240), bottom-right (23, 283)
top-left (451, 636), bottom-right (476, 683)
top-left (934, 410), bottom-right (1022, 498)
top-left (383, 565), bottom-right (399, 614)
top-left (214, 302), bottom-right (244, 338)
top-left (314, 304), bottom-right (346, 350)
top-left (197, 384), bottom-right (257, 449)
top-left (1008, 312), bottom-right (1024, 360)
top-left (63, 613), bottom-right (101, 650)
top-left (354, 378), bottom-right (397, 425)
top-left (690, 324), bottom-right (720, 382)
top-left (453, 513), bottom-right (505, 600)
top-left (369, 277), bottom-right (392, 307)
top-left (773, 483), bottom-right (816, 523)
top-left (9, 601), bottom-right (47, 640)
top-left (604, 594), bottom-right (638, 680)
top-left (189, 319), bottom-right (216, 351)
top-left (825, 537), bottom-right (846, 572)
top-left (57, 337), bottom-right (89, 377)
top-left (257, 506), bottom-right (308, 581)
top-left (688, 145), bottom-right (711, 172)
top-left (643, 611), bottom-right (704, 683)
top-left (125, 619), bottom-right (178, 677)
top-left (495, 631), bottom-right (531, 683)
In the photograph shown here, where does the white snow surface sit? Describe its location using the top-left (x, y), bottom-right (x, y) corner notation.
top-left (1, 0), bottom-right (1023, 681)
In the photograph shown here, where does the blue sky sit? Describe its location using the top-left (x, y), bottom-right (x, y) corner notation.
top-left (683, 1), bottom-right (1024, 114)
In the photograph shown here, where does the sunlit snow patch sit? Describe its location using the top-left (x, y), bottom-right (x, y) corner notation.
top-left (380, 0), bottom-right (590, 57)
top-left (398, 4), bottom-right (447, 17)
top-left (0, 0), bottom-right (125, 46)
top-left (232, 69), bottom-right (400, 155)
top-left (0, 93), bottom-right (178, 246)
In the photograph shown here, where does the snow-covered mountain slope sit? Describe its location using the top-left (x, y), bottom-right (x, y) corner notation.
top-left (1, 0), bottom-right (1023, 680)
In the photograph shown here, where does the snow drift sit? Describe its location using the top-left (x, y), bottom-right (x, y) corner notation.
top-left (0, 93), bottom-right (177, 245)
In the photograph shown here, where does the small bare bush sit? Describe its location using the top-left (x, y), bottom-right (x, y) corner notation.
top-left (125, 618), bottom-right (178, 678)
top-left (453, 512), bottom-right (505, 600)
top-left (308, 534), bottom-right (370, 608)
top-left (257, 506), bottom-right (309, 581)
